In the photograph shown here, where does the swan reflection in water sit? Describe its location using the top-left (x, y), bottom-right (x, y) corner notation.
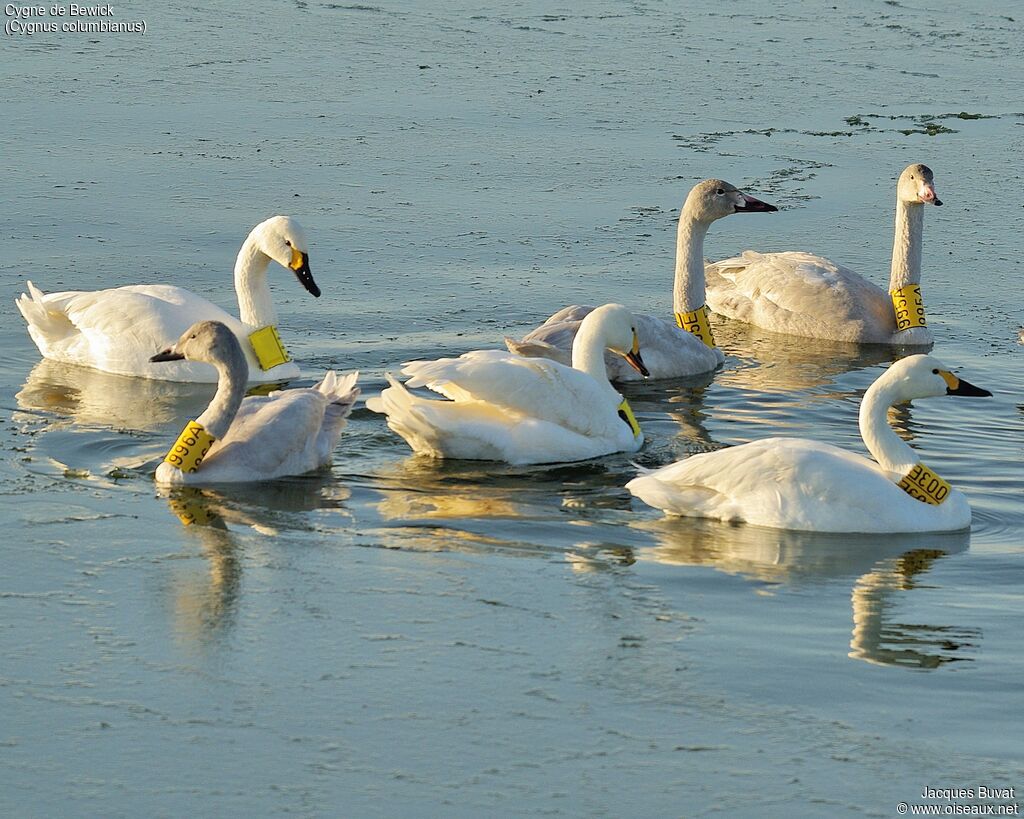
top-left (17, 358), bottom-right (211, 431)
top-left (157, 477), bottom-right (351, 646)
top-left (712, 319), bottom-right (908, 397)
top-left (636, 518), bottom-right (977, 669)
top-left (16, 357), bottom-right (290, 432)
top-left (161, 488), bottom-right (243, 647)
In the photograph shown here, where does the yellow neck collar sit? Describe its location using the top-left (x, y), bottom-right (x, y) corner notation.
top-left (897, 462), bottom-right (950, 505)
top-left (674, 305), bottom-right (716, 348)
top-left (617, 399), bottom-right (641, 438)
top-left (890, 285), bottom-right (927, 331)
top-left (164, 420), bottom-right (216, 474)
top-left (249, 325), bottom-right (291, 370)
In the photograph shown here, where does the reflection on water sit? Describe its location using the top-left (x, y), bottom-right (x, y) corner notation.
top-left (713, 320), bottom-right (901, 396)
top-left (16, 359), bottom-right (209, 431)
top-left (16, 359), bottom-right (292, 434)
top-left (636, 517), bottom-right (973, 668)
top-left (849, 548), bottom-right (982, 669)
top-left (163, 489), bottom-right (242, 647)
top-left (157, 479), bottom-right (352, 646)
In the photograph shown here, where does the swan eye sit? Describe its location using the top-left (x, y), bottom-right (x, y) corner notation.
top-left (932, 368), bottom-right (939, 374)
top-left (910, 175), bottom-right (915, 180)
top-left (284, 239), bottom-right (292, 247)
top-left (716, 188), bottom-right (724, 195)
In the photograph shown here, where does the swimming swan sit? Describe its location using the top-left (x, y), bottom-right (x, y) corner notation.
top-left (504, 180), bottom-right (777, 381)
top-left (706, 164), bottom-right (942, 345)
top-left (366, 304), bottom-right (649, 464)
top-left (150, 321), bottom-right (359, 485)
top-left (626, 355), bottom-right (990, 533)
top-left (16, 215), bottom-right (320, 383)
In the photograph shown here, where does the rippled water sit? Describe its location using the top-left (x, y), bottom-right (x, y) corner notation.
top-left (2, 0), bottom-right (1023, 815)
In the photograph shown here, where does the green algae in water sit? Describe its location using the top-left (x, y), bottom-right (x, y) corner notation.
top-left (899, 121), bottom-right (957, 136)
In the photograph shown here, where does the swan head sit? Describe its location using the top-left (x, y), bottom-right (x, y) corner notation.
top-left (587, 304), bottom-right (649, 376)
top-left (898, 164), bottom-right (942, 207)
top-left (150, 320), bottom-right (246, 371)
top-left (683, 179), bottom-right (778, 224)
top-left (883, 354), bottom-right (990, 401)
top-left (251, 215), bottom-right (321, 297)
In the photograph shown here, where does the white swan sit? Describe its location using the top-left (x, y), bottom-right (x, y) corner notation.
top-left (504, 180), bottom-right (777, 381)
top-left (16, 215), bottom-right (320, 383)
top-left (366, 303), bottom-right (649, 464)
top-left (626, 355), bottom-right (990, 533)
top-left (150, 321), bottom-right (359, 485)
top-left (706, 164), bottom-right (942, 345)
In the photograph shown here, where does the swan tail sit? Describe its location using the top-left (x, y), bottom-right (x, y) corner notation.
top-left (16, 281), bottom-right (75, 352)
top-left (315, 370), bottom-right (361, 448)
top-left (365, 374), bottom-right (448, 457)
top-left (629, 461), bottom-right (655, 476)
top-left (626, 473), bottom-right (724, 518)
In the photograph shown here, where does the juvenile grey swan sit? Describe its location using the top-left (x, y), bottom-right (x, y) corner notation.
top-left (505, 180), bottom-right (777, 381)
top-left (151, 321), bottom-right (359, 484)
top-left (705, 164), bottom-right (942, 345)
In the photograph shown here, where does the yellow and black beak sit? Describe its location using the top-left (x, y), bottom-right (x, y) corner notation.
top-left (150, 347), bottom-right (184, 363)
top-left (622, 331), bottom-right (649, 377)
top-left (939, 370), bottom-right (991, 397)
top-left (289, 247), bottom-right (321, 298)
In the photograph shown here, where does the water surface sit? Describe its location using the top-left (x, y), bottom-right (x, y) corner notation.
top-left (2, 0), bottom-right (1022, 816)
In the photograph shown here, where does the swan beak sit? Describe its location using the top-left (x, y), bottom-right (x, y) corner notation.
top-left (623, 332), bottom-right (650, 377)
top-left (289, 248), bottom-right (321, 298)
top-left (919, 183), bottom-right (942, 206)
top-left (735, 192), bottom-right (778, 213)
top-left (150, 347), bottom-right (185, 363)
top-left (940, 370), bottom-right (991, 397)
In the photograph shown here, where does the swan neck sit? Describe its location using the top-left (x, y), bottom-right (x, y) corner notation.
top-left (234, 237), bottom-right (277, 327)
top-left (196, 352), bottom-right (248, 440)
top-left (571, 317), bottom-right (620, 401)
top-left (673, 215), bottom-right (709, 314)
top-left (858, 379), bottom-right (918, 476)
top-left (889, 199), bottom-right (924, 291)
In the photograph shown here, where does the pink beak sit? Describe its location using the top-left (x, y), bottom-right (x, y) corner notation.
top-left (919, 183), bottom-right (942, 206)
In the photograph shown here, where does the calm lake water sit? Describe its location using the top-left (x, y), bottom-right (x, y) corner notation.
top-left (2, 0), bottom-right (1022, 816)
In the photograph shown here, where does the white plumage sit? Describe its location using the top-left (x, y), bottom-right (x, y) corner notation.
top-left (505, 180), bottom-right (777, 380)
top-left (706, 164), bottom-right (941, 345)
top-left (627, 355), bottom-right (990, 533)
top-left (151, 321), bottom-right (359, 485)
top-left (16, 216), bottom-right (320, 383)
top-left (367, 304), bottom-right (647, 465)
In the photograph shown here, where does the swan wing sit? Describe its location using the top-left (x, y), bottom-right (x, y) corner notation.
top-left (17, 283), bottom-right (243, 380)
top-left (400, 349), bottom-right (625, 440)
top-left (627, 437), bottom-right (961, 532)
top-left (706, 251), bottom-right (895, 341)
top-left (200, 389), bottom-right (330, 478)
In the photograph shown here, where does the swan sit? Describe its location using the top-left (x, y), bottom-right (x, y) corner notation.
top-left (150, 320), bottom-right (359, 485)
top-left (705, 164), bottom-right (942, 345)
top-left (626, 354), bottom-right (991, 533)
top-left (16, 215), bottom-right (320, 383)
top-left (504, 180), bottom-right (777, 381)
top-left (366, 303), bottom-right (649, 464)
